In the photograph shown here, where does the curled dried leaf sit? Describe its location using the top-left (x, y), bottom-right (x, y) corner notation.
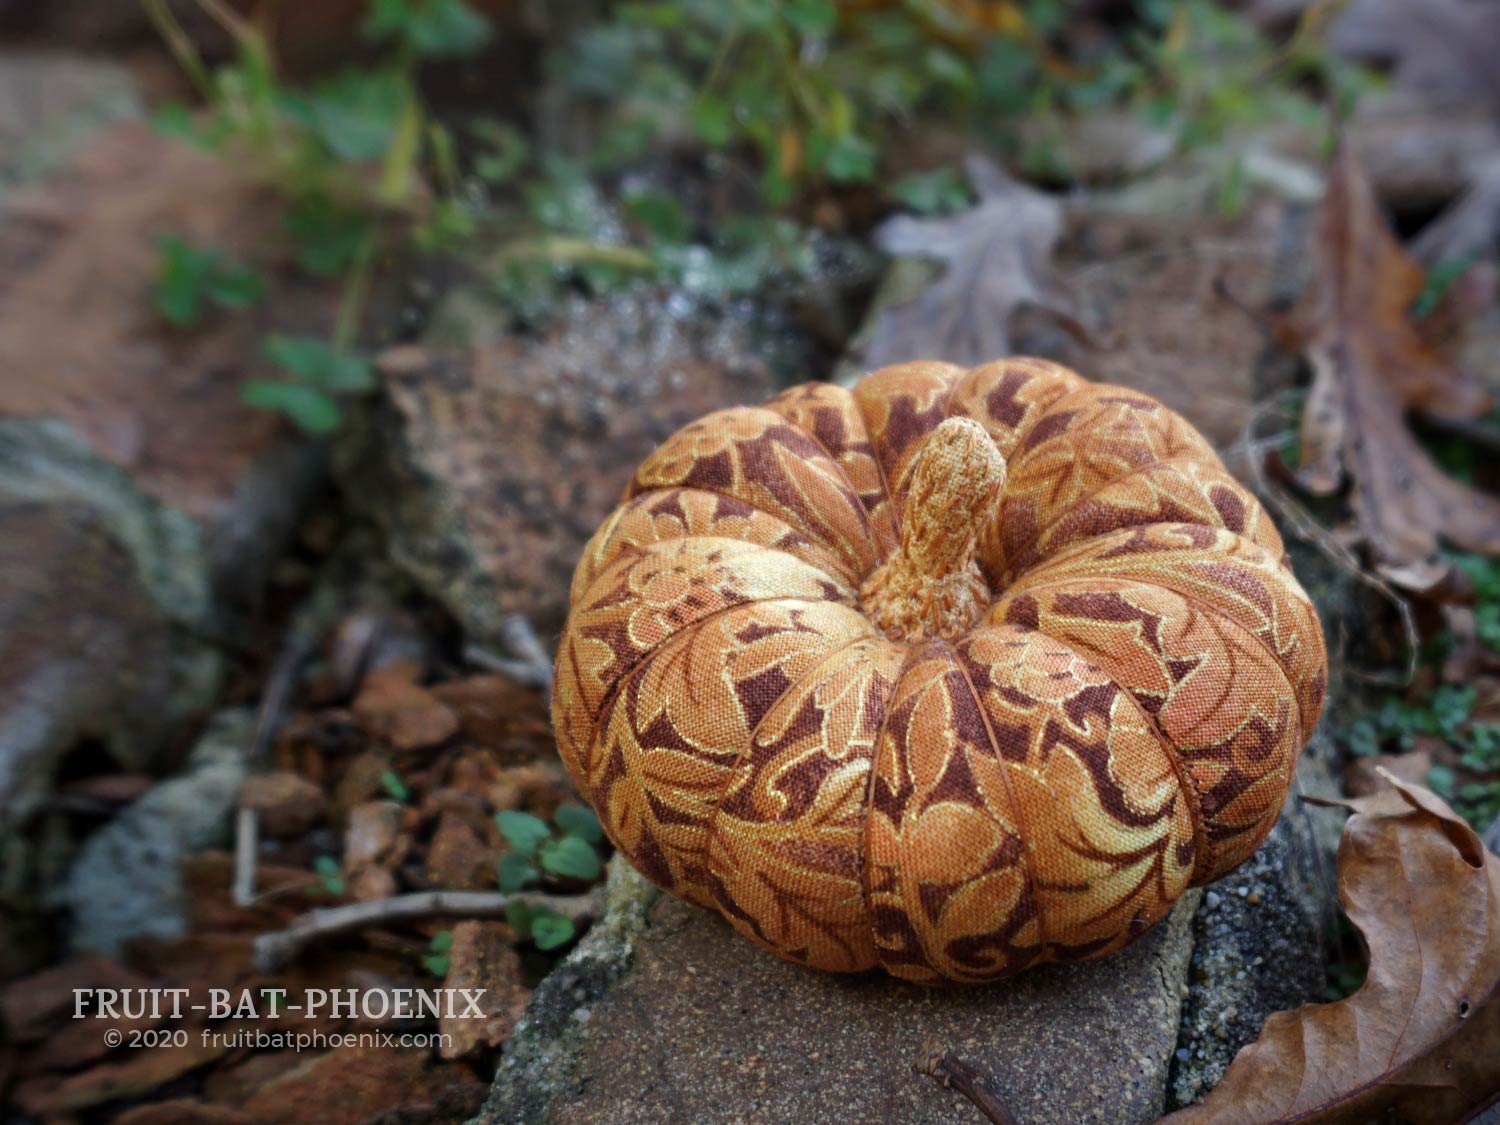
top-left (1166, 774), bottom-right (1500, 1124)
top-left (1284, 141), bottom-right (1500, 586)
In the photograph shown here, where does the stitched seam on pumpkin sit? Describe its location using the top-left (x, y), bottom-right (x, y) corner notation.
top-left (1001, 455), bottom-right (1236, 581)
top-left (1029, 607), bottom-right (1305, 886)
top-left (758, 411), bottom-right (882, 546)
top-left (626, 480), bottom-right (877, 579)
top-left (858, 640), bottom-right (917, 977)
top-left (990, 619), bottom-right (1214, 885)
top-left (942, 637), bottom-right (1053, 966)
top-left (575, 595), bottom-right (850, 793)
top-left (999, 570), bottom-right (1312, 734)
top-left (952, 362), bottom-right (1087, 579)
top-left (852, 394), bottom-right (905, 548)
top-left (1013, 521), bottom-right (1312, 621)
top-left (851, 368), bottom-right (964, 547)
top-left (699, 628), bottom-right (889, 967)
top-left (1012, 520), bottom-right (1328, 733)
top-left (744, 405), bottom-right (884, 552)
top-left (579, 524), bottom-right (859, 599)
top-left (765, 394), bottom-right (895, 564)
top-left (948, 361), bottom-right (1086, 457)
top-left (707, 628), bottom-right (883, 822)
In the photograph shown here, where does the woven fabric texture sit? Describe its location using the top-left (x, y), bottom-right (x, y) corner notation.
top-left (552, 357), bottom-right (1327, 984)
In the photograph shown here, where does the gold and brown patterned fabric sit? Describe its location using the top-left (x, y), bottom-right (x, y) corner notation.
top-left (553, 358), bottom-right (1327, 984)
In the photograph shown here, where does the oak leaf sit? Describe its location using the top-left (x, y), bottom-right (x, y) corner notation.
top-left (1165, 775), bottom-right (1500, 1124)
top-left (866, 154), bottom-right (1090, 367)
top-left (1285, 141), bottom-right (1500, 572)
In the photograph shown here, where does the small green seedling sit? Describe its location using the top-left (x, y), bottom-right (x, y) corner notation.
top-left (423, 929), bottom-right (454, 976)
top-left (241, 334), bottom-right (375, 435)
top-left (505, 900), bottom-right (576, 951)
top-left (313, 854), bottom-right (346, 897)
top-left (379, 769), bottom-right (410, 803)
top-left (155, 235), bottom-right (265, 327)
top-left (496, 804), bottom-right (606, 892)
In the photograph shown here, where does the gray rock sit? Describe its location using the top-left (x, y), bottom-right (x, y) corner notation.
top-left (0, 52), bottom-right (141, 202)
top-left (0, 419), bottom-right (218, 828)
top-left (0, 97), bottom-right (336, 970)
top-left (481, 858), bottom-right (660, 1125)
top-left (344, 290), bottom-right (779, 642)
top-left (64, 708), bottom-right (251, 954)
top-left (479, 862), bottom-right (1199, 1125)
top-left (1167, 735), bottom-right (1344, 1108)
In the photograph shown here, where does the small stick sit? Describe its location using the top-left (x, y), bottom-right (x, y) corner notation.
top-left (501, 615), bottom-right (552, 679)
top-left (252, 888), bottom-right (605, 972)
top-left (913, 1041), bottom-right (1020, 1125)
top-left (464, 645), bottom-right (550, 689)
top-left (233, 630), bottom-right (316, 907)
top-left (464, 613), bottom-right (553, 690)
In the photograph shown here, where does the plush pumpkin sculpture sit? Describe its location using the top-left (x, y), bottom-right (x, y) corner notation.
top-left (553, 358), bottom-right (1326, 984)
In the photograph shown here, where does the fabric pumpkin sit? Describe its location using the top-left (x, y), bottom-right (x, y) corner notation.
top-left (552, 357), bottom-right (1327, 984)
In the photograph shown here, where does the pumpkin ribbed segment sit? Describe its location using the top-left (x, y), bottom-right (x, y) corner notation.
top-left (553, 358), bottom-right (1327, 984)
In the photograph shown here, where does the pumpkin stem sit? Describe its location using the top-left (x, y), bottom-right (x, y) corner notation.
top-left (860, 416), bottom-right (1006, 641)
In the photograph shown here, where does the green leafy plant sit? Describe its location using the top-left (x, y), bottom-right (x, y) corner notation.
top-left (378, 769), bottom-right (410, 803)
top-left (556, 0), bottom-right (982, 202)
top-left (1349, 675), bottom-right (1500, 828)
top-left (241, 335), bottom-right (375, 435)
top-left (1345, 684), bottom-right (1478, 757)
top-left (422, 929), bottom-right (454, 976)
top-left (496, 804), bottom-right (606, 892)
top-left (1426, 766), bottom-right (1500, 831)
top-left (155, 235), bottom-right (266, 327)
top-left (984, 1), bottom-right (1374, 184)
top-left (889, 166), bottom-right (973, 216)
top-left (312, 854), bottom-right (346, 897)
top-left (505, 900), bottom-right (577, 951)
top-left (363, 0), bottom-right (492, 56)
top-left (1452, 552), bottom-right (1500, 653)
top-left (142, 0), bottom-right (492, 427)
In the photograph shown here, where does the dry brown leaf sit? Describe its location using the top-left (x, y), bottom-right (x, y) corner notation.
top-left (1164, 774), bottom-right (1500, 1124)
top-left (12, 1028), bottom-right (234, 1116)
top-left (1246, 0), bottom-right (1500, 112)
top-left (438, 921), bottom-right (530, 1059)
top-left (351, 662), bottom-right (460, 752)
top-left (866, 154), bottom-right (1091, 367)
top-left (1286, 141), bottom-right (1500, 573)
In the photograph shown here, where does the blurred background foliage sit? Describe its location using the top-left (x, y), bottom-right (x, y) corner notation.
top-left (116, 0), bottom-right (1378, 431)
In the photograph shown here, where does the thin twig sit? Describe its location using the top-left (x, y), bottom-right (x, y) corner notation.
top-left (464, 645), bottom-right (551, 689)
top-left (233, 630), bottom-right (316, 907)
top-left (465, 614), bottom-right (553, 690)
top-left (253, 887), bottom-right (605, 972)
top-left (193, 0), bottom-right (258, 42)
top-left (501, 614), bottom-right (553, 687)
top-left (913, 1041), bottom-right (1019, 1125)
top-left (140, 0), bottom-right (215, 98)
